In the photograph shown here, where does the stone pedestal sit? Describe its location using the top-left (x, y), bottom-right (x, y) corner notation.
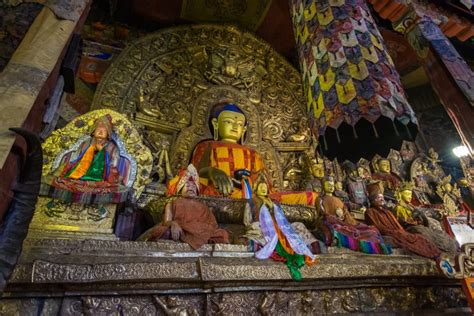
top-left (27, 197), bottom-right (118, 240)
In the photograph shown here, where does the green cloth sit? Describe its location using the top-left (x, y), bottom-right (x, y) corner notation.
top-left (275, 241), bottom-right (305, 281)
top-left (66, 147), bottom-right (106, 181)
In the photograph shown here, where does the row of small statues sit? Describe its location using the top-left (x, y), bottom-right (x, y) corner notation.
top-left (300, 144), bottom-right (468, 219)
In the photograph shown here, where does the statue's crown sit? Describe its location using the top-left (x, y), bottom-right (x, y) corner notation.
top-left (398, 181), bottom-right (415, 192)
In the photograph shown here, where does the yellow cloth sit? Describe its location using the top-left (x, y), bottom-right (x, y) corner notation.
top-left (395, 205), bottom-right (413, 222)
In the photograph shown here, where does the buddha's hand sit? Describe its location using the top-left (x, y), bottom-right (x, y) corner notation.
top-left (170, 221), bottom-right (183, 241)
top-left (209, 167), bottom-right (234, 195)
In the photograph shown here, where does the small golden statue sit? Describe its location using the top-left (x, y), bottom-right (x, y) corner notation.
top-left (436, 175), bottom-right (462, 216)
top-left (286, 120), bottom-right (311, 143)
top-left (394, 181), bottom-right (458, 254)
top-left (372, 157), bottom-right (402, 199)
top-left (41, 109), bottom-right (153, 203)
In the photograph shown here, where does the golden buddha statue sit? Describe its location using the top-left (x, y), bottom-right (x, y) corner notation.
top-left (318, 177), bottom-right (357, 225)
top-left (394, 182), bottom-right (458, 254)
top-left (318, 177), bottom-right (391, 255)
top-left (436, 175), bottom-right (462, 216)
top-left (372, 158), bottom-right (402, 199)
top-left (190, 102), bottom-right (316, 206)
top-left (394, 182), bottom-right (422, 227)
top-left (304, 154), bottom-right (325, 194)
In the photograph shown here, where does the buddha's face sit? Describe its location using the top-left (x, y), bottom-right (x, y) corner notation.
top-left (378, 160), bottom-right (391, 173)
top-left (212, 110), bottom-right (246, 143)
top-left (400, 189), bottom-right (412, 203)
top-left (335, 181), bottom-right (343, 191)
top-left (323, 179), bottom-right (335, 194)
top-left (356, 167), bottom-right (365, 178)
top-left (256, 182), bottom-right (268, 196)
top-left (93, 124), bottom-right (109, 142)
top-left (311, 162), bottom-right (325, 179)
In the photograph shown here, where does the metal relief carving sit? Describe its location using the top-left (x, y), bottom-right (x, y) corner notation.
top-left (28, 197), bottom-right (117, 237)
top-left (31, 260), bottom-right (199, 283)
top-left (92, 25), bottom-right (308, 188)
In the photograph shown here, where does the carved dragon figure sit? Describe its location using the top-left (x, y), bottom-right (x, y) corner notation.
top-left (0, 128), bottom-right (42, 295)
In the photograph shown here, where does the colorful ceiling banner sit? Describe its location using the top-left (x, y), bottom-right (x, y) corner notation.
top-left (290, 0), bottom-right (417, 137)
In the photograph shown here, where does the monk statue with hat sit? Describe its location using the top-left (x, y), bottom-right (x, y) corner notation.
top-left (138, 164), bottom-right (229, 249)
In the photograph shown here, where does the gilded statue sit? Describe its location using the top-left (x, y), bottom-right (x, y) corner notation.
top-left (425, 147), bottom-right (445, 181)
top-left (436, 175), bottom-right (462, 216)
top-left (190, 102), bottom-right (317, 206)
top-left (372, 158), bottom-right (402, 200)
top-left (138, 87), bottom-right (163, 118)
top-left (303, 153), bottom-right (325, 194)
top-left (318, 177), bottom-right (357, 225)
top-left (341, 161), bottom-right (369, 218)
top-left (286, 120), bottom-right (311, 143)
top-left (318, 177), bottom-right (391, 255)
top-left (250, 173), bottom-right (317, 281)
top-left (365, 190), bottom-right (442, 259)
top-left (138, 164), bottom-right (229, 249)
top-left (356, 159), bottom-right (372, 183)
top-left (394, 182), bottom-right (458, 254)
top-left (41, 110), bottom-right (153, 204)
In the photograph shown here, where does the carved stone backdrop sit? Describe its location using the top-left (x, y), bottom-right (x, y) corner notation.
top-left (92, 24), bottom-right (309, 190)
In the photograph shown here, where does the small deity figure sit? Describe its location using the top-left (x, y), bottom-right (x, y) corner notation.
top-left (372, 158), bottom-right (402, 200)
top-left (394, 182), bottom-right (458, 254)
top-left (341, 161), bottom-right (369, 215)
top-left (249, 173), bottom-right (317, 280)
top-left (356, 158), bottom-right (373, 184)
top-left (334, 180), bottom-right (350, 207)
top-left (286, 120), bottom-right (310, 143)
top-left (410, 159), bottom-right (434, 205)
top-left (318, 177), bottom-right (391, 254)
top-left (318, 177), bottom-right (357, 225)
top-left (304, 154), bottom-right (325, 194)
top-left (138, 87), bottom-right (163, 118)
top-left (426, 148), bottom-right (443, 176)
top-left (138, 164), bottom-right (229, 249)
top-left (365, 190), bottom-right (441, 259)
top-left (190, 102), bottom-right (316, 206)
top-left (436, 175), bottom-right (462, 216)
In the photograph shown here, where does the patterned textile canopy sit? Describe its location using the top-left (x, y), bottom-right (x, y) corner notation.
top-left (290, 0), bottom-right (417, 138)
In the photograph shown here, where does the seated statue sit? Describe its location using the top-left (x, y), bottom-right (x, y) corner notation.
top-left (246, 173), bottom-right (317, 280)
top-left (303, 153), bottom-right (325, 194)
top-left (394, 182), bottom-right (458, 254)
top-left (41, 112), bottom-right (152, 204)
top-left (138, 164), bottom-right (229, 249)
top-left (190, 102), bottom-right (316, 206)
top-left (372, 158), bottom-right (402, 200)
top-left (341, 161), bottom-right (369, 217)
top-left (436, 175), bottom-right (463, 216)
top-left (318, 177), bottom-right (391, 255)
top-left (334, 180), bottom-right (350, 208)
top-left (365, 190), bottom-right (441, 259)
top-left (318, 177), bottom-right (357, 226)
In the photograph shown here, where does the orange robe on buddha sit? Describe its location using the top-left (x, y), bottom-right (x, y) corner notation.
top-left (191, 140), bottom-right (317, 205)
